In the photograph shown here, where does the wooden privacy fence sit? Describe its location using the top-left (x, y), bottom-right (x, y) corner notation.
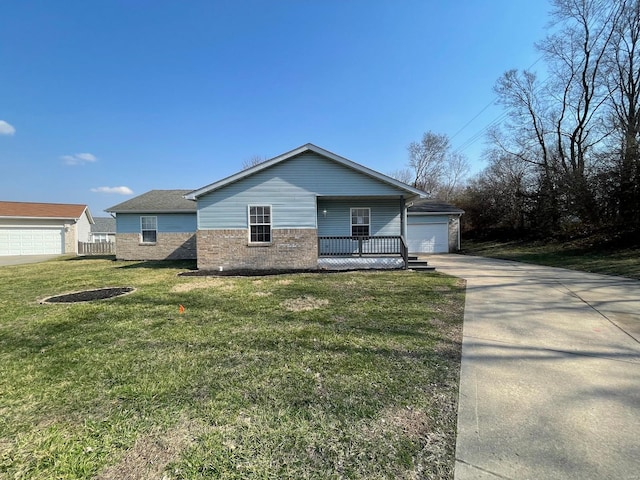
top-left (78, 242), bottom-right (115, 255)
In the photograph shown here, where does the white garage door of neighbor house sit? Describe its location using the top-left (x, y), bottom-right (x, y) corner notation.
top-left (407, 222), bottom-right (449, 253)
top-left (0, 227), bottom-right (64, 256)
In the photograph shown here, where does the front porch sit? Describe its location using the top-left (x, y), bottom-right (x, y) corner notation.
top-left (317, 235), bottom-right (408, 270)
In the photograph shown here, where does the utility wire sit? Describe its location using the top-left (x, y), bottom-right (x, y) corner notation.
top-left (449, 0), bottom-right (619, 158)
top-left (449, 55), bottom-right (546, 156)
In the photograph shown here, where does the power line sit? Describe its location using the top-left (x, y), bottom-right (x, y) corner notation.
top-left (449, 0), bottom-right (620, 158)
top-left (449, 55), bottom-right (545, 156)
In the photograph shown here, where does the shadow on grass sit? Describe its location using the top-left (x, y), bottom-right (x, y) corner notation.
top-left (117, 259), bottom-right (198, 270)
top-left (67, 255), bottom-right (116, 261)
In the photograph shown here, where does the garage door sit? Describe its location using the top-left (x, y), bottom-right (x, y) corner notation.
top-left (0, 228), bottom-right (64, 256)
top-left (407, 222), bottom-right (449, 253)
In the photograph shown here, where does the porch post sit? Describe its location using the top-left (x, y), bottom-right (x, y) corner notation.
top-left (400, 196), bottom-right (406, 238)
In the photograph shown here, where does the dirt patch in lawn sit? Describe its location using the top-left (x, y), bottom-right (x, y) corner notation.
top-left (171, 278), bottom-right (235, 293)
top-left (41, 287), bottom-right (135, 303)
top-left (384, 407), bottom-right (431, 441)
top-left (281, 296), bottom-right (329, 312)
top-left (95, 417), bottom-right (203, 480)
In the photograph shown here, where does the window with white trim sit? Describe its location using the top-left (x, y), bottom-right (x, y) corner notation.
top-left (140, 216), bottom-right (157, 243)
top-left (249, 205), bottom-right (271, 243)
top-left (91, 233), bottom-right (112, 243)
top-left (351, 208), bottom-right (370, 236)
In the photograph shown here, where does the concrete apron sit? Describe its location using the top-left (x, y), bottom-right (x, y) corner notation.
top-left (428, 255), bottom-right (640, 480)
top-left (0, 255), bottom-right (64, 266)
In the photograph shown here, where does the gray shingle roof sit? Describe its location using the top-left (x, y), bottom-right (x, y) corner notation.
top-left (91, 217), bottom-right (116, 233)
top-left (106, 190), bottom-right (196, 213)
top-left (408, 199), bottom-right (464, 214)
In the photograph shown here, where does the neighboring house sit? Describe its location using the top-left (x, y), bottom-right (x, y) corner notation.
top-left (407, 199), bottom-right (464, 253)
top-left (0, 201), bottom-right (94, 256)
top-left (107, 144), bottom-right (463, 270)
top-left (106, 190), bottom-right (197, 260)
top-left (89, 217), bottom-right (116, 243)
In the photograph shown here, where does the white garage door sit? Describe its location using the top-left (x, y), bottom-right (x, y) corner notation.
top-left (0, 227), bottom-right (64, 256)
top-left (407, 222), bottom-right (449, 253)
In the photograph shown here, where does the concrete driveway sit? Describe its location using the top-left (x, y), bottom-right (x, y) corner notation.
top-left (0, 255), bottom-right (63, 266)
top-left (428, 255), bottom-right (640, 480)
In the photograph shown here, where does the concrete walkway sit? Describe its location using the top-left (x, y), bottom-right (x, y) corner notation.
top-left (0, 255), bottom-right (63, 266)
top-left (428, 255), bottom-right (640, 480)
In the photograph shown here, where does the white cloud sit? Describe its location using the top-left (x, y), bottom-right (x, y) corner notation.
top-left (91, 186), bottom-right (134, 195)
top-left (62, 152), bottom-right (98, 166)
top-left (0, 120), bottom-right (16, 136)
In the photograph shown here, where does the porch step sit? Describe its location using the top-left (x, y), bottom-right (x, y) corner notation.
top-left (407, 259), bottom-right (436, 271)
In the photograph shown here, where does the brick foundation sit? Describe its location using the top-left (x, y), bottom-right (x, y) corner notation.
top-left (115, 233), bottom-right (196, 260)
top-left (197, 228), bottom-right (318, 271)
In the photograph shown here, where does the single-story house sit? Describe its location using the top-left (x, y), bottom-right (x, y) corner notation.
top-left (107, 144), bottom-right (463, 270)
top-left (89, 217), bottom-right (117, 243)
top-left (0, 201), bottom-right (94, 256)
top-left (106, 190), bottom-right (197, 260)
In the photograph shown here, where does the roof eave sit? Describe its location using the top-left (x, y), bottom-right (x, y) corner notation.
top-left (408, 211), bottom-right (465, 215)
top-left (0, 215), bottom-right (84, 221)
top-left (106, 209), bottom-right (197, 214)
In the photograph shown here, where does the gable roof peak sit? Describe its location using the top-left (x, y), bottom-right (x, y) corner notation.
top-left (185, 144), bottom-right (426, 200)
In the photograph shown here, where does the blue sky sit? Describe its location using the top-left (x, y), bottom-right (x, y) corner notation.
top-left (1, 0), bottom-right (549, 216)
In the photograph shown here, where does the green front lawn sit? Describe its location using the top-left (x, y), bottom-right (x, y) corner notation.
top-left (0, 257), bottom-right (464, 479)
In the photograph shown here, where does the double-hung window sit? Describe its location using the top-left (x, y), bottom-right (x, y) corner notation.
top-left (249, 205), bottom-right (271, 243)
top-left (351, 208), bottom-right (370, 236)
top-left (140, 216), bottom-right (157, 243)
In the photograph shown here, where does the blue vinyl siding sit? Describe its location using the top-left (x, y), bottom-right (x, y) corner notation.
top-left (198, 152), bottom-right (409, 229)
top-left (317, 199), bottom-right (401, 236)
top-left (116, 213), bottom-right (196, 234)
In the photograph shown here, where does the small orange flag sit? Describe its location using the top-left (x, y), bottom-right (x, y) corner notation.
top-left (179, 304), bottom-right (185, 314)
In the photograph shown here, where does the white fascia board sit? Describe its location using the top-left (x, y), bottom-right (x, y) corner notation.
top-left (0, 215), bottom-right (78, 221)
top-left (408, 212), bottom-right (464, 216)
top-left (185, 143), bottom-right (428, 200)
top-left (83, 207), bottom-right (95, 224)
top-left (105, 209), bottom-right (196, 214)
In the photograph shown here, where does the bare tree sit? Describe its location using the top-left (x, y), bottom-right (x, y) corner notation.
top-left (537, 0), bottom-right (622, 221)
top-left (607, 0), bottom-right (640, 224)
top-left (492, 70), bottom-right (561, 231)
top-left (241, 155), bottom-right (268, 170)
top-left (387, 167), bottom-right (413, 185)
top-left (407, 131), bottom-right (450, 194)
top-left (390, 131), bottom-right (469, 198)
top-left (438, 151), bottom-right (470, 201)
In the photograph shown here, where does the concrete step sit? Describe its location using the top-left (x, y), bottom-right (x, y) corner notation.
top-left (407, 260), bottom-right (436, 271)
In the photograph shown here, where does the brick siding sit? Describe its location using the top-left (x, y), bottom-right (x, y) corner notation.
top-left (115, 232), bottom-right (196, 260)
top-left (64, 224), bottom-right (76, 254)
top-left (197, 228), bottom-right (318, 271)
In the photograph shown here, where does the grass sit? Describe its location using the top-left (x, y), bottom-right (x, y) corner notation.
top-left (0, 257), bottom-right (465, 479)
top-left (462, 237), bottom-right (640, 280)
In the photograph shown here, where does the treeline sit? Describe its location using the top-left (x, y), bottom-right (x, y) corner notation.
top-left (456, 0), bottom-right (640, 240)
